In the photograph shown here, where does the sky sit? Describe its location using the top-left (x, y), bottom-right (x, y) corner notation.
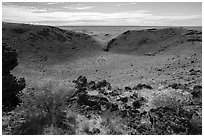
top-left (2, 2), bottom-right (202, 26)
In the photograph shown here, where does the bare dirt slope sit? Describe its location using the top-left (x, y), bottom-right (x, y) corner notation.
top-left (2, 22), bottom-right (202, 90)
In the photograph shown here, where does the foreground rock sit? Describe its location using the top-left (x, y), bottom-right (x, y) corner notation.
top-left (68, 76), bottom-right (202, 135)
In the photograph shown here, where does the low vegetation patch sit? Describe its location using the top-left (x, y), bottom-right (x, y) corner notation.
top-left (2, 75), bottom-right (202, 135)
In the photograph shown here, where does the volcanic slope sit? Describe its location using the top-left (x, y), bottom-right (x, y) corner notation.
top-left (105, 27), bottom-right (202, 55)
top-left (2, 22), bottom-right (102, 86)
top-left (2, 22), bottom-right (202, 89)
top-left (102, 27), bottom-right (201, 87)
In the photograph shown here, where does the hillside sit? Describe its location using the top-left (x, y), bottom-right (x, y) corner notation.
top-left (104, 27), bottom-right (202, 55)
top-left (2, 23), bottom-right (202, 89)
top-left (2, 22), bottom-right (101, 65)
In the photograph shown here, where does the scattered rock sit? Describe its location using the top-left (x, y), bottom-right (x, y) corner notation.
top-left (168, 83), bottom-right (188, 90)
top-left (96, 80), bottom-right (111, 90)
top-left (73, 76), bottom-right (87, 90)
top-left (87, 81), bottom-right (96, 90)
top-left (109, 90), bottom-right (121, 96)
top-left (132, 97), bottom-right (146, 109)
top-left (191, 85), bottom-right (202, 98)
top-left (133, 84), bottom-right (153, 90)
top-left (189, 69), bottom-right (201, 75)
top-left (117, 97), bottom-right (128, 103)
top-left (149, 107), bottom-right (191, 135)
top-left (124, 86), bottom-right (132, 91)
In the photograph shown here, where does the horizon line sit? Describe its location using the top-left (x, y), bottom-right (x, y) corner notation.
top-left (2, 21), bottom-right (202, 27)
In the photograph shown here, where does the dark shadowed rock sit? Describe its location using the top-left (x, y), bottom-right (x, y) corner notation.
top-left (87, 81), bottom-right (96, 90)
top-left (110, 104), bottom-right (119, 112)
top-left (132, 97), bottom-right (146, 109)
top-left (109, 89), bottom-right (121, 96)
top-left (168, 83), bottom-right (188, 90)
top-left (117, 97), bottom-right (128, 103)
top-left (92, 128), bottom-right (101, 134)
top-left (133, 84), bottom-right (153, 90)
top-left (73, 76), bottom-right (87, 90)
top-left (125, 86), bottom-right (132, 91)
top-left (96, 80), bottom-right (111, 90)
top-left (189, 69), bottom-right (201, 75)
top-left (191, 85), bottom-right (202, 98)
top-left (189, 111), bottom-right (202, 135)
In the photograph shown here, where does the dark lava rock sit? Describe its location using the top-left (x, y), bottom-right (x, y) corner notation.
top-left (189, 69), bottom-right (201, 75)
top-left (191, 85), bottom-right (202, 98)
top-left (130, 92), bottom-right (139, 99)
top-left (92, 128), bottom-right (101, 134)
top-left (132, 100), bottom-right (142, 109)
top-left (124, 104), bottom-right (132, 110)
top-left (136, 124), bottom-right (151, 134)
top-left (79, 94), bottom-right (108, 105)
top-left (98, 88), bottom-right (108, 95)
top-left (132, 97), bottom-right (146, 109)
top-left (149, 107), bottom-right (192, 135)
top-left (128, 109), bottom-right (141, 118)
top-left (189, 112), bottom-right (202, 135)
top-left (110, 104), bottom-right (119, 112)
top-left (87, 81), bottom-right (96, 90)
top-left (117, 97), bottom-right (128, 103)
top-left (185, 30), bottom-right (201, 35)
top-left (73, 76), bottom-right (87, 90)
top-left (168, 83), bottom-right (188, 90)
top-left (109, 90), bottom-right (121, 96)
top-left (120, 110), bottom-right (129, 118)
top-left (156, 68), bottom-right (163, 72)
top-left (125, 86), bottom-right (132, 90)
top-left (76, 92), bottom-right (119, 112)
top-left (96, 80), bottom-right (111, 90)
top-left (133, 84), bottom-right (153, 90)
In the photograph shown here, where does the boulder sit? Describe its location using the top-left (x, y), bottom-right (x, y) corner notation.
top-left (96, 80), bottom-right (111, 89)
top-left (132, 96), bottom-right (146, 109)
top-left (191, 85), bottom-right (202, 98)
top-left (117, 97), bottom-right (128, 103)
top-left (87, 81), bottom-right (96, 90)
top-left (189, 111), bottom-right (202, 135)
top-left (168, 83), bottom-right (188, 90)
top-left (124, 86), bottom-right (132, 91)
top-left (109, 90), bottom-right (121, 96)
top-left (133, 84), bottom-right (153, 90)
top-left (73, 76), bottom-right (87, 90)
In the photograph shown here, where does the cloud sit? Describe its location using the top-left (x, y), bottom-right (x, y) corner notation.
top-left (47, 2), bottom-right (55, 5)
top-left (116, 3), bottom-right (137, 6)
top-left (64, 5), bottom-right (94, 10)
top-left (2, 4), bottom-right (201, 26)
top-left (47, 2), bottom-right (62, 5)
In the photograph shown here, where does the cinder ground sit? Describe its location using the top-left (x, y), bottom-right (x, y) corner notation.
top-left (3, 23), bottom-right (202, 90)
top-left (2, 22), bottom-right (202, 135)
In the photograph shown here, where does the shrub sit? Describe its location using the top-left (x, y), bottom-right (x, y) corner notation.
top-left (150, 88), bottom-right (193, 113)
top-left (3, 82), bottom-right (76, 135)
top-left (2, 43), bottom-right (26, 112)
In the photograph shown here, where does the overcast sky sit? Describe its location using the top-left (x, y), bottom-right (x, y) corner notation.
top-left (2, 2), bottom-right (202, 26)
